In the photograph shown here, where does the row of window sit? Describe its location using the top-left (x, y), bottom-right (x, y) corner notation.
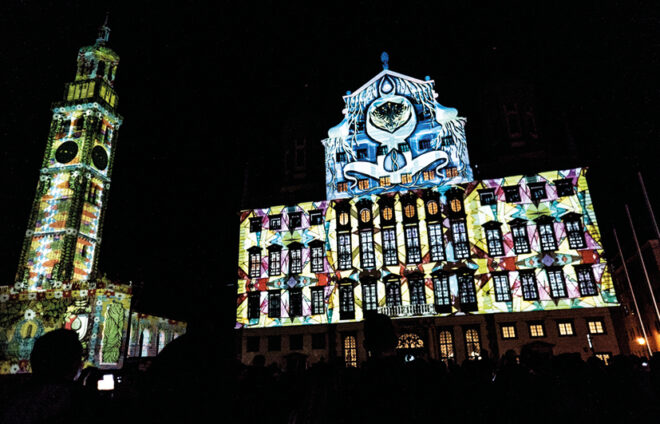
top-left (478, 179), bottom-right (575, 205)
top-left (337, 168), bottom-right (460, 192)
top-left (249, 210), bottom-right (323, 233)
top-left (336, 136), bottom-right (455, 163)
top-left (500, 318), bottom-right (606, 340)
top-left (245, 266), bottom-right (599, 321)
top-left (247, 214), bottom-right (587, 277)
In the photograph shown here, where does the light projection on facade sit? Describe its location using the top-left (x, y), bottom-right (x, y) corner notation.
top-left (15, 21), bottom-right (122, 290)
top-left (236, 61), bottom-right (617, 330)
top-left (322, 53), bottom-right (473, 200)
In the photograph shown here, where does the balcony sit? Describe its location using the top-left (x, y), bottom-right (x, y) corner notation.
top-left (377, 303), bottom-right (436, 317)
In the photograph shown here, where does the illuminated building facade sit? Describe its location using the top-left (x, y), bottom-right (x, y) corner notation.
top-left (0, 23), bottom-right (184, 375)
top-left (236, 57), bottom-right (621, 367)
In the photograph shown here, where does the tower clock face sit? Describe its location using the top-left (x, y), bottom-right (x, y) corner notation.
top-left (55, 141), bottom-right (78, 164)
top-left (92, 146), bottom-right (108, 170)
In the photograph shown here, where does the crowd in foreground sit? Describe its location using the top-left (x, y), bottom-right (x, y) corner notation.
top-left (2, 321), bottom-right (660, 424)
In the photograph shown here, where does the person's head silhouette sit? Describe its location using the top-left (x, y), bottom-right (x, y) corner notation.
top-left (30, 329), bottom-right (83, 383)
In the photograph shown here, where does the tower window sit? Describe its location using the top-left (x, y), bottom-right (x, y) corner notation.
top-left (337, 182), bottom-right (348, 192)
top-left (398, 143), bottom-right (410, 152)
top-left (359, 230), bottom-right (376, 269)
top-left (520, 270), bottom-right (539, 301)
top-left (289, 288), bottom-right (303, 318)
top-left (423, 170), bottom-right (435, 181)
top-left (268, 291), bottom-right (281, 318)
top-left (382, 227), bottom-right (398, 266)
top-left (337, 232), bottom-right (352, 270)
top-left (452, 220), bottom-right (470, 259)
top-left (575, 265), bottom-right (598, 296)
top-left (379, 176), bottom-right (391, 187)
top-left (358, 179), bottom-right (370, 190)
top-left (403, 204), bottom-right (416, 219)
top-left (445, 167), bottom-right (459, 178)
top-left (546, 268), bottom-right (567, 298)
top-left (428, 222), bottom-right (445, 261)
top-left (362, 281), bottom-right (378, 312)
top-left (404, 225), bottom-right (422, 264)
top-left (401, 173), bottom-right (412, 184)
top-left (493, 273), bottom-right (512, 302)
top-left (381, 206), bottom-right (394, 222)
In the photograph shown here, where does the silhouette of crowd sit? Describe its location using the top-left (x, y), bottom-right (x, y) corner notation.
top-left (2, 322), bottom-right (660, 424)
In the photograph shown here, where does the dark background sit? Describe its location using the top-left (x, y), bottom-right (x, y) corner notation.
top-left (1, 1), bottom-right (659, 326)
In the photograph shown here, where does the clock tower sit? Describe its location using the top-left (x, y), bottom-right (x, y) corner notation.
top-left (16, 20), bottom-right (123, 289)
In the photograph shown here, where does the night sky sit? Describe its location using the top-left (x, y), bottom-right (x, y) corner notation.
top-left (1, 1), bottom-right (659, 324)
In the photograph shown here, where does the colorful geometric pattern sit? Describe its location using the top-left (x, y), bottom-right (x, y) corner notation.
top-left (236, 167), bottom-right (618, 329)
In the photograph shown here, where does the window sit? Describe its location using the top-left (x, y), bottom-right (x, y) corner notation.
top-left (362, 281), bottom-right (378, 312)
top-left (289, 212), bottom-right (302, 229)
top-left (493, 273), bottom-right (512, 302)
top-left (289, 288), bottom-right (303, 318)
top-left (464, 328), bottom-right (481, 360)
top-left (249, 217), bottom-right (262, 233)
top-left (357, 149), bottom-right (368, 159)
top-left (311, 288), bottom-right (325, 315)
top-left (398, 143), bottom-right (410, 152)
top-left (564, 215), bottom-right (586, 249)
top-left (310, 210), bottom-right (323, 225)
top-left (504, 186), bottom-right (521, 203)
top-left (426, 199), bottom-right (439, 216)
top-left (452, 220), bottom-right (470, 259)
top-left (310, 243), bottom-right (324, 273)
top-left (381, 227), bottom-right (398, 266)
top-left (247, 292), bottom-right (261, 320)
top-left (537, 219), bottom-right (557, 252)
top-left (520, 270), bottom-right (539, 301)
top-left (419, 139), bottom-right (431, 149)
top-left (289, 334), bottom-right (303, 350)
top-left (339, 283), bottom-right (355, 320)
top-left (445, 167), bottom-right (459, 178)
top-left (269, 215), bottom-right (281, 230)
top-left (337, 233), bottom-right (352, 270)
top-left (428, 223), bottom-right (445, 261)
top-left (338, 211), bottom-right (350, 226)
top-left (501, 324), bottom-right (517, 339)
top-left (336, 151), bottom-right (347, 162)
top-left (268, 336), bottom-right (281, 351)
top-left (404, 225), bottom-right (422, 264)
top-left (438, 330), bottom-right (455, 361)
top-left (343, 335), bottom-right (358, 367)
top-left (248, 248), bottom-right (261, 279)
top-left (529, 182), bottom-right (547, 201)
top-left (403, 203), bottom-right (416, 219)
top-left (557, 320), bottom-right (575, 336)
top-left (546, 268), bottom-right (567, 298)
top-left (359, 208), bottom-right (372, 224)
top-left (268, 248), bottom-right (281, 276)
top-left (484, 223), bottom-right (504, 256)
top-left (358, 179), bottom-right (370, 190)
top-left (587, 319), bottom-right (606, 334)
top-left (337, 182), bottom-right (348, 192)
top-left (289, 246), bottom-right (302, 274)
top-left (377, 145), bottom-right (387, 156)
top-left (385, 279), bottom-right (402, 307)
top-left (555, 179), bottom-right (574, 197)
top-left (576, 266), bottom-right (598, 296)
top-left (441, 135), bottom-right (454, 146)
top-left (268, 291), bottom-right (281, 318)
top-left (423, 170), bottom-right (435, 181)
top-left (529, 322), bottom-right (545, 338)
top-left (381, 206), bottom-right (393, 221)
top-left (246, 336), bottom-right (260, 352)
top-left (379, 176), bottom-right (391, 187)
top-left (359, 230), bottom-right (376, 268)
top-left (409, 278), bottom-right (426, 305)
top-left (458, 272), bottom-right (477, 311)
top-left (433, 273), bottom-right (451, 309)
top-left (511, 222), bottom-right (531, 254)
top-left (479, 189), bottom-right (496, 206)
top-left (312, 333), bottom-right (326, 349)
top-left (401, 173), bottom-right (412, 184)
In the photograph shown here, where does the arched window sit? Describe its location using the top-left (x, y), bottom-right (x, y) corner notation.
top-left (396, 333), bottom-right (424, 349)
top-left (140, 328), bottom-right (151, 357)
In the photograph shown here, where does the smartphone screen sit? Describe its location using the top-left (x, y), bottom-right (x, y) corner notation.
top-left (97, 374), bottom-right (115, 391)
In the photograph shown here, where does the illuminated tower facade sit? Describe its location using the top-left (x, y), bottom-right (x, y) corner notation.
top-left (16, 21), bottom-right (122, 289)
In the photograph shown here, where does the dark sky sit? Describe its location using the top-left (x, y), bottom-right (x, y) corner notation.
top-left (1, 1), bottom-right (660, 322)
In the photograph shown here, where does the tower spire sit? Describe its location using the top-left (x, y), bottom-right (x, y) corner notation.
top-left (96, 13), bottom-right (111, 45)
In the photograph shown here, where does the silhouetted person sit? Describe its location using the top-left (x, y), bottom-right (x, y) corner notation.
top-left (1, 329), bottom-right (102, 424)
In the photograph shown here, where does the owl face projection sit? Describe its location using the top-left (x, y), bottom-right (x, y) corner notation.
top-left (369, 99), bottom-right (412, 133)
